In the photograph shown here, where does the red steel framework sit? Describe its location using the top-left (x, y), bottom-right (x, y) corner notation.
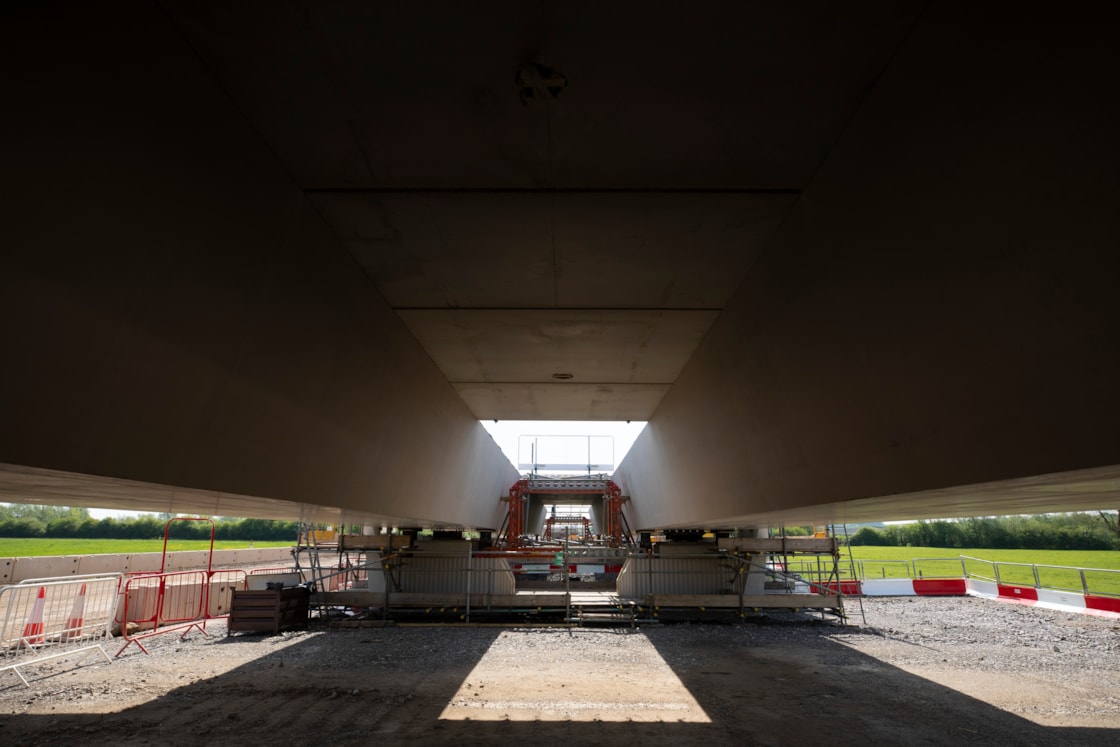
top-left (499, 478), bottom-right (632, 548)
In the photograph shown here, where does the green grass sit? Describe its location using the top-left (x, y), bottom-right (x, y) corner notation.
top-left (842, 546), bottom-right (1120, 596)
top-left (0, 538), bottom-right (292, 557)
top-left (847, 545), bottom-right (1120, 570)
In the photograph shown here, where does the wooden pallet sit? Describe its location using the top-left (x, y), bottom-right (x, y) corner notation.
top-left (228, 588), bottom-right (310, 635)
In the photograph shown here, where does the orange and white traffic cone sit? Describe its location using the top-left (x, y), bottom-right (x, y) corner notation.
top-left (64, 583), bottom-right (88, 640)
top-left (22, 586), bottom-right (46, 645)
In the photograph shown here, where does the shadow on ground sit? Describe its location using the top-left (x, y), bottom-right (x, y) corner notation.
top-left (2, 620), bottom-right (1115, 746)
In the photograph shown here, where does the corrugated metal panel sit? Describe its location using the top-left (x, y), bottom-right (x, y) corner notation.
top-left (617, 556), bottom-right (744, 597)
top-left (398, 556), bottom-right (515, 595)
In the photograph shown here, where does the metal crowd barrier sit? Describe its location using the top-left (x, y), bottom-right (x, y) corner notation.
top-left (0, 573), bottom-right (122, 686)
top-left (114, 569), bottom-right (250, 656)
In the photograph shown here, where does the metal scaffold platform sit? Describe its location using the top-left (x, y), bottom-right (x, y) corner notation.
top-left (286, 485), bottom-right (848, 626)
top-left (296, 531), bottom-right (848, 626)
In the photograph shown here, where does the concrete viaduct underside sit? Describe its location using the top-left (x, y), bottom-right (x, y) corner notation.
top-left (2, 2), bottom-right (1118, 533)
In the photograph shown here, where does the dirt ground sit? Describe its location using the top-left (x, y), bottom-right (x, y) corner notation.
top-left (1, 598), bottom-right (1117, 746)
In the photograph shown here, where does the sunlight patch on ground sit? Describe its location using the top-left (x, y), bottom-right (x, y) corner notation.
top-left (439, 630), bottom-right (710, 722)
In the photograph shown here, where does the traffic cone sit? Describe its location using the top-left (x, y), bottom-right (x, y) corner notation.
top-left (22, 586), bottom-right (46, 645)
top-left (65, 583), bottom-right (88, 640)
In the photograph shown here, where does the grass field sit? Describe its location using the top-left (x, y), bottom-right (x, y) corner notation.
top-left (842, 545), bottom-right (1120, 596)
top-left (0, 538), bottom-right (292, 557)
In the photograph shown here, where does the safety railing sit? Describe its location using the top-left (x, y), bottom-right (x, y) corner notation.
top-left (782, 557), bottom-right (859, 585)
top-left (1, 573), bottom-right (121, 685)
top-left (911, 557), bottom-right (968, 579)
top-left (790, 557), bottom-right (973, 586)
top-left (854, 559), bottom-right (914, 579)
top-left (959, 555), bottom-right (1120, 598)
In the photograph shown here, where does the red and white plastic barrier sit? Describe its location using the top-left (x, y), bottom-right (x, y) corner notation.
top-left (843, 576), bottom-right (1120, 618)
top-left (850, 578), bottom-right (968, 596)
top-left (964, 579), bottom-right (1120, 618)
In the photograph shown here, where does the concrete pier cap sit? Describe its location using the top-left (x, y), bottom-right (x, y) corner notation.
top-left (1, 2), bottom-right (1118, 530)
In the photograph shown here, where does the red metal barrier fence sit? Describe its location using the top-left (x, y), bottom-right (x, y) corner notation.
top-left (114, 569), bottom-right (250, 656)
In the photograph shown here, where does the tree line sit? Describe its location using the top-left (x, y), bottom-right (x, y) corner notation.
top-left (848, 513), bottom-right (1120, 551)
top-left (0, 504), bottom-right (298, 541)
top-left (5, 503), bottom-right (1118, 550)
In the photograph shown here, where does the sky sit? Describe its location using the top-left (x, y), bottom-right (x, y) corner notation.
top-left (480, 420), bottom-right (647, 474)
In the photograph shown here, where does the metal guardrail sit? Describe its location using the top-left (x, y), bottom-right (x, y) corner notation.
top-left (959, 555), bottom-right (1120, 598)
top-left (855, 559), bottom-right (913, 579)
top-left (1, 573), bottom-right (121, 686)
top-left (829, 554), bottom-right (1120, 600)
top-left (911, 557), bottom-right (968, 579)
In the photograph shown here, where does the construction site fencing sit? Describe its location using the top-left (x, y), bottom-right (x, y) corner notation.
top-left (960, 555), bottom-right (1120, 598)
top-left (782, 557), bottom-right (858, 584)
top-left (115, 569), bottom-right (250, 656)
top-left (910, 557), bottom-right (968, 579)
top-left (833, 558), bottom-right (964, 580)
top-left (851, 559), bottom-right (914, 579)
top-left (1, 573), bottom-right (121, 686)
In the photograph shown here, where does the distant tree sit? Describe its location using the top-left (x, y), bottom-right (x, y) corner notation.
top-left (92, 518), bottom-right (119, 539)
top-left (848, 526), bottom-right (887, 546)
top-left (0, 504), bottom-right (89, 522)
top-left (1099, 510), bottom-right (1120, 538)
top-left (0, 517), bottom-right (47, 537)
top-left (46, 516), bottom-right (82, 538)
top-left (128, 516), bottom-right (165, 539)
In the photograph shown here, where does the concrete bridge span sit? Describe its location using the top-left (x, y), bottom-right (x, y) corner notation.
top-left (1, 2), bottom-right (1118, 531)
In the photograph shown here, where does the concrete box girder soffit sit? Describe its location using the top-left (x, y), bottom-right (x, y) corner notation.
top-left (1, 2), bottom-right (1118, 532)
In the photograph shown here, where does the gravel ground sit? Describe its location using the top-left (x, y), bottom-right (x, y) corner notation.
top-left (1, 596), bottom-right (1117, 746)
